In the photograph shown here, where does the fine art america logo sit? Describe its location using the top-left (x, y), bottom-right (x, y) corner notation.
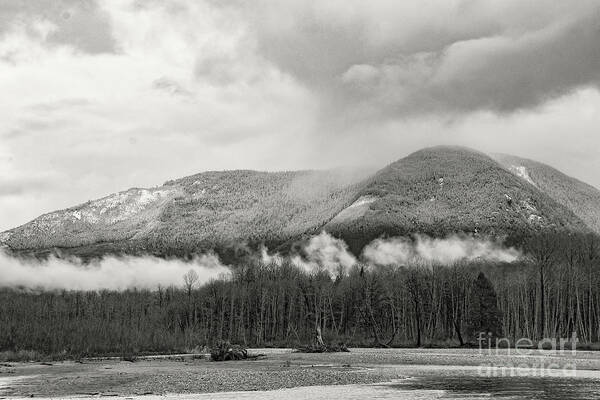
top-left (477, 332), bottom-right (578, 377)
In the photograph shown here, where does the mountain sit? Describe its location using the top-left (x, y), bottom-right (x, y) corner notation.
top-left (1, 146), bottom-right (598, 260)
top-left (0, 168), bottom-right (370, 260)
top-left (325, 146), bottom-right (592, 252)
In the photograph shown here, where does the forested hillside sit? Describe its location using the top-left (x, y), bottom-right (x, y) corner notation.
top-left (326, 147), bottom-right (590, 252)
top-left (144, 169), bottom-right (367, 257)
top-left (1, 169), bottom-right (370, 260)
top-left (493, 153), bottom-right (600, 235)
top-left (1, 146), bottom-right (597, 260)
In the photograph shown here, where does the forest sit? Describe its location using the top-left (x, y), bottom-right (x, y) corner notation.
top-left (0, 233), bottom-right (599, 359)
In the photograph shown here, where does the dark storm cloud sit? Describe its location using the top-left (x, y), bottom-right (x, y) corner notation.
top-left (440, 14), bottom-right (600, 113)
top-left (242, 0), bottom-right (600, 117)
top-left (342, 12), bottom-right (600, 116)
top-left (0, 0), bottom-right (116, 53)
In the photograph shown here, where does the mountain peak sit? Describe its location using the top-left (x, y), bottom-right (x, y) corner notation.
top-left (325, 146), bottom-right (591, 252)
top-left (411, 144), bottom-right (484, 154)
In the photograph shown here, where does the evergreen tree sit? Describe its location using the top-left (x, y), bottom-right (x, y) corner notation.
top-left (466, 272), bottom-right (503, 344)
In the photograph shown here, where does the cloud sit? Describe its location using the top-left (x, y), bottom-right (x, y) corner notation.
top-left (26, 98), bottom-right (91, 112)
top-left (0, 251), bottom-right (230, 291)
top-left (292, 231), bottom-right (357, 276)
top-left (152, 77), bottom-right (193, 97)
top-left (0, 176), bottom-right (52, 197)
top-left (362, 235), bottom-right (521, 266)
top-left (260, 246), bottom-right (283, 267)
top-left (245, 0), bottom-right (600, 116)
top-left (341, 64), bottom-right (380, 85)
top-left (345, 11), bottom-right (600, 115)
top-left (0, 0), bottom-right (116, 54)
top-left (362, 237), bottom-right (414, 266)
top-left (0, 182), bottom-right (29, 196)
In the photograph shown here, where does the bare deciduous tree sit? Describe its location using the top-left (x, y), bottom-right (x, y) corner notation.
top-left (183, 269), bottom-right (199, 296)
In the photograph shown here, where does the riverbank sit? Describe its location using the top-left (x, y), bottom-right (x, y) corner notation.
top-left (2, 348), bottom-right (600, 398)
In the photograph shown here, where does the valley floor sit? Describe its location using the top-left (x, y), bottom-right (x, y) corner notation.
top-left (2, 348), bottom-right (600, 398)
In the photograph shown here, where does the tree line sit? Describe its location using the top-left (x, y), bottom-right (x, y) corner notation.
top-left (0, 233), bottom-right (598, 358)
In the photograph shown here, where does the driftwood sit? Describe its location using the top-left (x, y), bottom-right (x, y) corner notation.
top-left (209, 341), bottom-right (265, 361)
top-left (296, 326), bottom-right (350, 353)
top-left (296, 342), bottom-right (349, 353)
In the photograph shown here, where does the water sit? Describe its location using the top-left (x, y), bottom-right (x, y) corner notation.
top-left (394, 375), bottom-right (600, 399)
top-left (385, 364), bottom-right (600, 399)
top-left (181, 366), bottom-right (600, 400)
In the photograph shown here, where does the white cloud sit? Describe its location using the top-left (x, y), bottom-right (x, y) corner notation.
top-left (0, 250), bottom-right (229, 291)
top-left (292, 232), bottom-right (357, 276)
top-left (362, 235), bottom-right (521, 266)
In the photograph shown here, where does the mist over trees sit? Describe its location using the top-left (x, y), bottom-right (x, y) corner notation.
top-left (0, 233), bottom-right (598, 357)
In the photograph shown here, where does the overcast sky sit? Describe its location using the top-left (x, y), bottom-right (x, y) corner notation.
top-left (1, 0), bottom-right (600, 230)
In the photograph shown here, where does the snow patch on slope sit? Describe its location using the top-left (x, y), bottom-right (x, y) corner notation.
top-left (509, 165), bottom-right (536, 186)
top-left (348, 195), bottom-right (377, 209)
top-left (520, 199), bottom-right (543, 225)
top-left (8, 188), bottom-right (178, 241)
top-left (69, 188), bottom-right (176, 224)
top-left (521, 199), bottom-right (538, 213)
top-left (328, 195), bottom-right (378, 224)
